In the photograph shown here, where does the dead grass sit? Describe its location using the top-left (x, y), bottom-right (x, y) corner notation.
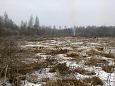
top-left (83, 76), bottom-right (103, 86)
top-left (44, 79), bottom-right (89, 86)
top-left (87, 49), bottom-right (115, 60)
top-left (26, 74), bottom-right (39, 84)
top-left (45, 56), bottom-right (57, 65)
top-left (96, 47), bottom-right (104, 51)
top-left (0, 39), bottom-right (44, 86)
top-left (102, 65), bottom-right (115, 73)
top-left (49, 63), bottom-right (70, 74)
top-left (86, 49), bottom-right (95, 56)
top-left (66, 52), bottom-right (79, 57)
top-left (74, 67), bottom-right (96, 75)
top-left (0, 60), bottom-right (44, 86)
top-left (92, 49), bottom-right (115, 59)
top-left (66, 52), bottom-right (81, 62)
top-left (0, 37), bottom-right (115, 86)
top-left (85, 57), bottom-right (109, 67)
top-left (47, 49), bottom-right (68, 55)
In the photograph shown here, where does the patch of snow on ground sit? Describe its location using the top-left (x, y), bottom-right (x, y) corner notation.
top-left (23, 81), bottom-right (42, 86)
top-left (34, 68), bottom-right (57, 80)
top-left (56, 54), bottom-right (80, 68)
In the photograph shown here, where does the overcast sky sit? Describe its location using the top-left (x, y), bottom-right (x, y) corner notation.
top-left (0, 0), bottom-right (115, 27)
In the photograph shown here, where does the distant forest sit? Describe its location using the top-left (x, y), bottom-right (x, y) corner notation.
top-left (0, 13), bottom-right (115, 37)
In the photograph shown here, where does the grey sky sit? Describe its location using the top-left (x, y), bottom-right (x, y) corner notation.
top-left (0, 0), bottom-right (115, 27)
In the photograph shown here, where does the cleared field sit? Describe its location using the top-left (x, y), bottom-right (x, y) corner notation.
top-left (0, 37), bottom-right (115, 86)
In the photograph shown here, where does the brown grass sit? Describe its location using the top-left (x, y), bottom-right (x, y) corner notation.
top-left (45, 56), bottom-right (57, 65)
top-left (44, 79), bottom-right (89, 86)
top-left (49, 63), bottom-right (70, 74)
top-left (74, 67), bottom-right (96, 75)
top-left (96, 47), bottom-right (104, 51)
top-left (85, 57), bottom-right (109, 67)
top-left (102, 65), bottom-right (115, 73)
top-left (92, 49), bottom-right (115, 59)
top-left (0, 39), bottom-right (44, 86)
top-left (47, 49), bottom-right (68, 55)
top-left (66, 52), bottom-right (79, 57)
top-left (66, 52), bottom-right (81, 62)
top-left (83, 76), bottom-right (103, 86)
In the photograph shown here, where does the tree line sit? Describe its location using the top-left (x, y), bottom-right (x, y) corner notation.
top-left (0, 13), bottom-right (115, 37)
